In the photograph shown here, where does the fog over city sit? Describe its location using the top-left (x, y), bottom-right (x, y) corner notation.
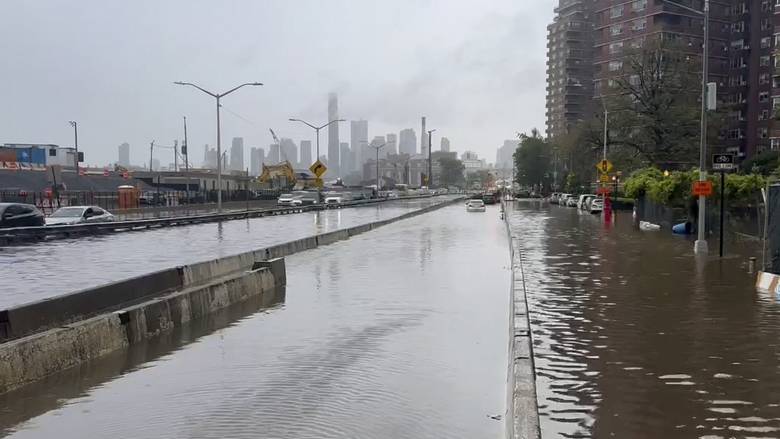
top-left (0, 0), bottom-right (553, 167)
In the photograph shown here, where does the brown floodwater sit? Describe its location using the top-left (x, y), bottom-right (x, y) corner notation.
top-left (507, 199), bottom-right (780, 439)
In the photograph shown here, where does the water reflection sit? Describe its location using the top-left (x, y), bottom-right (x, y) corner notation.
top-left (508, 201), bottom-right (779, 438)
top-left (0, 286), bottom-right (286, 437)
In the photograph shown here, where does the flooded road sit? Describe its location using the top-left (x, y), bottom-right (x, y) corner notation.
top-left (0, 203), bottom-right (510, 438)
top-left (507, 200), bottom-right (780, 438)
top-left (0, 197), bottom-right (454, 308)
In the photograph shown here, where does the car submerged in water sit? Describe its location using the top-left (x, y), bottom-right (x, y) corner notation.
top-left (0, 203), bottom-right (45, 228)
top-left (46, 206), bottom-right (115, 226)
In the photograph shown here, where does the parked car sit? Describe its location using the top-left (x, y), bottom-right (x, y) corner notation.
top-left (290, 191), bottom-right (320, 206)
top-left (577, 194), bottom-right (597, 210)
top-left (324, 192), bottom-right (353, 205)
top-left (277, 193), bottom-right (297, 206)
top-left (566, 195), bottom-right (579, 207)
top-left (589, 197), bottom-right (604, 214)
top-left (46, 206), bottom-right (115, 226)
top-left (0, 203), bottom-right (45, 228)
top-left (557, 193), bottom-right (571, 205)
top-left (550, 193), bottom-right (560, 203)
top-left (466, 199), bottom-right (486, 212)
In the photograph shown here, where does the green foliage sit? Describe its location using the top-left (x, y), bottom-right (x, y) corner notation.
top-left (740, 151), bottom-right (779, 176)
top-left (514, 129), bottom-right (551, 188)
top-left (624, 167), bottom-right (766, 206)
top-left (438, 157), bottom-right (465, 187)
top-left (466, 169), bottom-right (492, 189)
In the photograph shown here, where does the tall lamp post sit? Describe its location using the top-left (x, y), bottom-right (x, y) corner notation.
top-left (371, 142), bottom-right (387, 190)
top-left (174, 81), bottom-right (263, 213)
top-left (427, 129), bottom-right (436, 187)
top-left (68, 121), bottom-right (79, 175)
top-left (288, 118), bottom-right (345, 163)
top-left (660, 0), bottom-right (710, 254)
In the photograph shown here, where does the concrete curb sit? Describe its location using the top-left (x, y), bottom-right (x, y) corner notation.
top-left (502, 201), bottom-right (541, 439)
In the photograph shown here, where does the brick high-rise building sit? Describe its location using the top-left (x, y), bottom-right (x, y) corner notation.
top-left (546, 0), bottom-right (596, 140)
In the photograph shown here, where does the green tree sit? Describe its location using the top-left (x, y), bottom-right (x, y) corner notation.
top-left (581, 39), bottom-right (723, 170)
top-left (514, 129), bottom-right (551, 189)
top-left (438, 157), bottom-right (465, 187)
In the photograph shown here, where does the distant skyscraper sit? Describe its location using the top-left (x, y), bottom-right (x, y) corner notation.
top-left (250, 147), bottom-right (265, 176)
top-left (268, 143), bottom-right (281, 164)
top-left (421, 117), bottom-right (427, 156)
top-left (118, 142), bottom-right (130, 167)
top-left (440, 137), bottom-right (451, 152)
top-left (340, 142), bottom-right (352, 174)
top-left (386, 133), bottom-right (398, 156)
top-left (350, 120), bottom-right (368, 166)
top-left (496, 140), bottom-right (516, 170)
top-left (300, 140), bottom-right (312, 167)
top-left (230, 137), bottom-right (244, 171)
top-left (279, 138), bottom-right (298, 166)
top-left (327, 93), bottom-right (340, 177)
top-left (399, 129), bottom-right (417, 155)
top-left (203, 144), bottom-right (217, 169)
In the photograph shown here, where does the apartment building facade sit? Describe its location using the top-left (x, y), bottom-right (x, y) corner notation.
top-left (547, 0), bottom-right (777, 161)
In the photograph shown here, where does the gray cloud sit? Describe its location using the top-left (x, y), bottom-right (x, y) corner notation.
top-left (0, 0), bottom-right (554, 166)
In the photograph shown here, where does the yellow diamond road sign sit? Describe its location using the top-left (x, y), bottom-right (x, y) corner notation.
top-left (309, 160), bottom-right (327, 178)
top-left (600, 174), bottom-right (610, 183)
top-left (596, 159), bottom-right (613, 174)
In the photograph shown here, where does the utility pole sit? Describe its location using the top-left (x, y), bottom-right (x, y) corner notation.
top-left (149, 140), bottom-right (155, 172)
top-left (427, 128), bottom-right (436, 188)
top-left (695, 0), bottom-right (711, 254)
top-left (183, 116), bottom-right (190, 203)
top-left (68, 121), bottom-right (79, 175)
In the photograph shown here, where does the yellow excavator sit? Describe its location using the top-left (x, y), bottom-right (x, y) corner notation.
top-left (259, 161), bottom-right (318, 190)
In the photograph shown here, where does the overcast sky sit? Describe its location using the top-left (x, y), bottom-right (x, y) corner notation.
top-left (0, 0), bottom-right (554, 168)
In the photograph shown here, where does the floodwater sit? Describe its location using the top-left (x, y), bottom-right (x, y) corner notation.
top-left (0, 203), bottom-right (510, 439)
top-left (507, 200), bottom-right (780, 438)
top-left (0, 197), bottom-right (454, 308)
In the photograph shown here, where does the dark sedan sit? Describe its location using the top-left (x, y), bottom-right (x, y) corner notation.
top-left (0, 203), bottom-right (45, 228)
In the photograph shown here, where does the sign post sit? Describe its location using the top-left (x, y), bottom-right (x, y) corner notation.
top-left (596, 160), bottom-right (614, 224)
top-left (712, 153), bottom-right (736, 258)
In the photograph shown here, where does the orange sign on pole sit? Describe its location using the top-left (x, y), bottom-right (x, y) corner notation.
top-left (692, 180), bottom-right (713, 197)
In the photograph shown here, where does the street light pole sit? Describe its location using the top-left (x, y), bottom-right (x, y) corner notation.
top-left (427, 129), bottom-right (436, 187)
top-left (371, 142), bottom-right (387, 190)
top-left (174, 81), bottom-right (263, 213)
top-left (660, 0), bottom-right (709, 254)
top-left (289, 118), bottom-right (345, 163)
top-left (68, 121), bottom-right (79, 175)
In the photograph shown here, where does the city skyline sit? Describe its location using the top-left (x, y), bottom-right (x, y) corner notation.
top-left (0, 0), bottom-right (551, 168)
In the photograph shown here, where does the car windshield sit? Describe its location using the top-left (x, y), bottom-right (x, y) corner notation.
top-left (50, 207), bottom-right (85, 218)
top-left (280, 194), bottom-right (293, 198)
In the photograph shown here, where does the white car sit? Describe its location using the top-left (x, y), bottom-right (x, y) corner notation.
top-left (566, 196), bottom-right (579, 207)
top-left (589, 198), bottom-right (604, 214)
top-left (324, 192), bottom-right (353, 205)
top-left (46, 206), bottom-right (115, 226)
top-left (577, 194), bottom-right (597, 210)
top-left (466, 199), bottom-right (486, 212)
top-left (277, 193), bottom-right (297, 206)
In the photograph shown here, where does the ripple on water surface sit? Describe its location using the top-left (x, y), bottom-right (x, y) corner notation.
top-left (507, 200), bottom-right (780, 438)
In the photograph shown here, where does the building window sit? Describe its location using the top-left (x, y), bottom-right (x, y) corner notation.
top-left (48, 149), bottom-right (57, 157)
top-left (759, 128), bottom-right (769, 139)
top-left (731, 39), bottom-right (744, 49)
top-left (633, 18), bottom-right (647, 31)
top-left (761, 37), bottom-right (771, 49)
top-left (633, 0), bottom-right (647, 11)
top-left (728, 129), bottom-right (744, 139)
top-left (609, 60), bottom-right (623, 71)
top-left (611, 5), bottom-right (624, 18)
top-left (611, 24), bottom-right (623, 36)
top-left (763, 0), bottom-right (771, 11)
top-left (609, 42), bottom-right (624, 54)
top-left (629, 75), bottom-right (640, 86)
top-left (630, 37), bottom-right (645, 49)
top-left (760, 91), bottom-right (770, 102)
top-left (774, 97), bottom-right (780, 108)
top-left (760, 109), bottom-right (770, 120)
top-left (761, 18), bottom-right (772, 31)
top-left (761, 55), bottom-right (771, 66)
top-left (760, 73), bottom-right (771, 85)
top-left (772, 138), bottom-right (780, 151)
top-left (732, 21), bottom-right (744, 33)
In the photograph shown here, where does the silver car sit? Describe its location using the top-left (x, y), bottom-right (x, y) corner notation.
top-left (46, 206), bottom-right (115, 226)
